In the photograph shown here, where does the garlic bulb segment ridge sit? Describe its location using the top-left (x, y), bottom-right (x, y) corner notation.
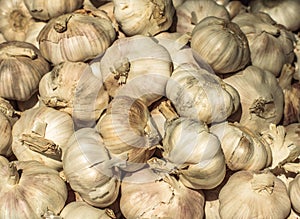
top-left (24, 0), bottom-right (84, 21)
top-left (63, 128), bottom-right (120, 207)
top-left (232, 12), bottom-right (296, 77)
top-left (249, 0), bottom-right (300, 32)
top-left (37, 9), bottom-right (116, 65)
top-left (160, 114), bottom-right (226, 189)
top-left (166, 63), bottom-right (240, 124)
top-left (97, 95), bottom-right (160, 172)
top-left (113, 0), bottom-right (175, 36)
top-left (176, 0), bottom-right (230, 34)
top-left (39, 61), bottom-right (109, 128)
top-left (99, 35), bottom-right (173, 106)
top-left (210, 122), bottom-right (272, 171)
top-left (60, 201), bottom-right (116, 219)
top-left (191, 16), bottom-right (251, 74)
top-left (0, 41), bottom-right (50, 101)
top-left (120, 168), bottom-right (205, 219)
top-left (0, 156), bottom-right (67, 218)
top-left (219, 170), bottom-right (291, 219)
top-left (224, 65), bottom-right (284, 133)
top-left (12, 106), bottom-right (74, 170)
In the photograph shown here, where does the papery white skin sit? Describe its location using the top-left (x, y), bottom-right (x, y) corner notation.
top-left (0, 156), bottom-right (67, 219)
top-left (63, 128), bottom-right (120, 208)
top-left (289, 174), bottom-right (300, 214)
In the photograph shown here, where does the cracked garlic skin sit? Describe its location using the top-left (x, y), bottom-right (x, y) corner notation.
top-left (97, 96), bottom-right (160, 172)
top-left (113, 0), bottom-right (175, 36)
top-left (176, 0), bottom-right (230, 34)
top-left (60, 201), bottom-right (116, 219)
top-left (166, 63), bottom-right (240, 124)
top-left (233, 12), bottom-right (295, 77)
top-left (120, 168), bottom-right (205, 219)
top-left (219, 170), bottom-right (291, 219)
top-left (24, 0), bottom-right (84, 21)
top-left (249, 0), bottom-right (300, 32)
top-left (162, 117), bottom-right (226, 189)
top-left (0, 41), bottom-right (50, 101)
top-left (99, 35), bottom-right (173, 106)
top-left (12, 106), bottom-right (74, 170)
top-left (63, 128), bottom-right (120, 208)
top-left (191, 16), bottom-right (250, 74)
top-left (39, 61), bottom-right (109, 128)
top-left (0, 156), bottom-right (67, 219)
top-left (210, 122), bottom-right (272, 171)
top-left (289, 174), bottom-right (300, 214)
top-left (37, 9), bottom-right (116, 65)
top-left (224, 65), bottom-right (284, 133)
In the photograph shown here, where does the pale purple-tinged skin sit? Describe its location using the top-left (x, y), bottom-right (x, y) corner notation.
top-left (0, 156), bottom-right (67, 218)
top-left (219, 170), bottom-right (291, 219)
top-left (120, 168), bottom-right (205, 219)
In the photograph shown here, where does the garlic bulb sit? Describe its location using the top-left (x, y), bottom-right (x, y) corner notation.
top-left (24, 0), bottom-right (84, 21)
top-left (289, 174), bottom-right (300, 214)
top-left (96, 96), bottom-right (160, 172)
top-left (191, 16), bottom-right (250, 74)
top-left (60, 201), bottom-right (116, 219)
top-left (37, 9), bottom-right (116, 65)
top-left (232, 12), bottom-right (295, 77)
top-left (12, 106), bottom-right (74, 170)
top-left (224, 65), bottom-right (284, 133)
top-left (0, 156), bottom-right (67, 218)
top-left (63, 128), bottom-right (120, 207)
top-left (0, 113), bottom-right (12, 157)
top-left (249, 0), bottom-right (300, 31)
top-left (0, 0), bottom-right (46, 45)
top-left (120, 168), bottom-right (205, 219)
top-left (39, 61), bottom-right (109, 128)
top-left (210, 122), bottom-right (272, 171)
top-left (219, 170), bottom-right (291, 219)
top-left (166, 63), bottom-right (240, 124)
top-left (0, 41), bottom-right (50, 101)
top-left (176, 0), bottom-right (230, 34)
top-left (113, 0), bottom-right (175, 36)
top-left (99, 35), bottom-right (173, 106)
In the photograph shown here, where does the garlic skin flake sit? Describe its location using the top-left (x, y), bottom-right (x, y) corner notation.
top-left (120, 168), bottom-right (205, 219)
top-left (38, 9), bottom-right (116, 65)
top-left (113, 0), bottom-right (175, 36)
top-left (219, 170), bottom-right (291, 219)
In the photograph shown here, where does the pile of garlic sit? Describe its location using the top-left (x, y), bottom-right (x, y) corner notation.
top-left (0, 0), bottom-right (300, 218)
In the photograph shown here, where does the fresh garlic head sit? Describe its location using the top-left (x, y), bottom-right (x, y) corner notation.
top-left (166, 64), bottom-right (240, 124)
top-left (120, 168), bottom-right (205, 219)
top-left (289, 174), bottom-right (300, 214)
top-left (224, 65), bottom-right (284, 133)
top-left (39, 61), bottom-right (109, 129)
top-left (113, 0), bottom-right (175, 36)
top-left (12, 106), bottom-right (74, 170)
top-left (176, 0), bottom-right (230, 34)
top-left (38, 9), bottom-right (116, 65)
top-left (99, 35), bottom-right (173, 106)
top-left (210, 122), bottom-right (272, 171)
top-left (191, 16), bottom-right (250, 74)
top-left (233, 12), bottom-right (296, 77)
top-left (63, 128), bottom-right (121, 208)
top-left (97, 96), bottom-right (160, 172)
top-left (219, 170), bottom-right (291, 219)
top-left (0, 41), bottom-right (50, 101)
top-left (250, 0), bottom-right (300, 31)
top-left (24, 0), bottom-right (84, 21)
top-left (162, 117), bottom-right (226, 189)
